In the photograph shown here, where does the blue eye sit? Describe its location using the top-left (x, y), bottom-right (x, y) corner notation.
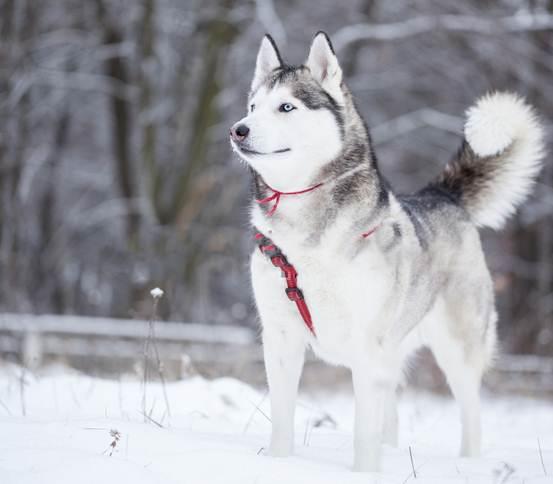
top-left (279, 103), bottom-right (295, 113)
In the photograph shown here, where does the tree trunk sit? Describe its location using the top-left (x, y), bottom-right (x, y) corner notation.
top-left (95, 0), bottom-right (140, 245)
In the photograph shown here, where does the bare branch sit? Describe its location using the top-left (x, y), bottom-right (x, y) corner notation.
top-left (333, 12), bottom-right (553, 51)
top-left (371, 109), bottom-right (462, 145)
top-left (255, 0), bottom-right (287, 46)
top-left (33, 69), bottom-right (137, 102)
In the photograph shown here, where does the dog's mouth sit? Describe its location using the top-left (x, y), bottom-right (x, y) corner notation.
top-left (241, 147), bottom-right (291, 155)
top-left (231, 141), bottom-right (291, 156)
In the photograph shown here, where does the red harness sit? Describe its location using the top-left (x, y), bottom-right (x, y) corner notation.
top-left (254, 180), bottom-right (379, 337)
top-left (255, 231), bottom-right (316, 336)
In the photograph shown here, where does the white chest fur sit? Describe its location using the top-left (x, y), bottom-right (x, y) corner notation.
top-left (251, 209), bottom-right (395, 367)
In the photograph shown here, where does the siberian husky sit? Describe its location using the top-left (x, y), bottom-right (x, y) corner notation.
top-left (229, 32), bottom-right (545, 472)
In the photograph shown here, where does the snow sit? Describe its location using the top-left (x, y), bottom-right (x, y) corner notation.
top-left (150, 288), bottom-right (164, 299)
top-left (0, 365), bottom-right (552, 483)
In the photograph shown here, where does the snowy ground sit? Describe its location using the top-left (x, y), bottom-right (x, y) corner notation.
top-left (0, 365), bottom-right (551, 484)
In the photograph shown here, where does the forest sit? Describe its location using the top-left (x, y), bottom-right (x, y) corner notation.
top-left (0, 0), bottom-right (551, 355)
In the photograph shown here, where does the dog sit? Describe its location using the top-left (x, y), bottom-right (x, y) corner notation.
top-left (229, 32), bottom-right (545, 472)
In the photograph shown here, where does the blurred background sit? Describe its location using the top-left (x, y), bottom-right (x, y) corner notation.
top-left (0, 0), bottom-right (551, 391)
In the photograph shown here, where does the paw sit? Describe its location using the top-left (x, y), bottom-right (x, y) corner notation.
top-left (382, 425), bottom-right (398, 447)
top-left (353, 453), bottom-right (381, 473)
top-left (353, 459), bottom-right (380, 473)
top-left (382, 434), bottom-right (398, 447)
top-left (267, 442), bottom-right (293, 458)
top-left (460, 447), bottom-right (481, 458)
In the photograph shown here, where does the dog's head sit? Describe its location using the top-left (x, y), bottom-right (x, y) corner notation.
top-left (230, 32), bottom-right (348, 191)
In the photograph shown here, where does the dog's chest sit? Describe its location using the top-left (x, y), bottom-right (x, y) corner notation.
top-left (252, 231), bottom-right (394, 366)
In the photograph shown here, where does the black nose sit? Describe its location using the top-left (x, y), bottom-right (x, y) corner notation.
top-left (231, 124), bottom-right (249, 142)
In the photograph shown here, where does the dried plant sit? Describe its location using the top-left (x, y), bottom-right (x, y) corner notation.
top-left (142, 288), bottom-right (171, 424)
top-left (104, 429), bottom-right (121, 457)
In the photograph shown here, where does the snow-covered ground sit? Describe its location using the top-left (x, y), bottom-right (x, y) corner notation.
top-left (0, 364), bottom-right (551, 484)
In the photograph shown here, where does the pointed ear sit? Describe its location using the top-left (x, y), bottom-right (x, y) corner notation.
top-left (251, 35), bottom-right (282, 92)
top-left (305, 32), bottom-right (343, 98)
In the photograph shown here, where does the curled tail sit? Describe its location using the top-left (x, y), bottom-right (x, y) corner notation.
top-left (438, 92), bottom-right (545, 229)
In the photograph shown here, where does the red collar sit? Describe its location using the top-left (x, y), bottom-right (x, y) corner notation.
top-left (256, 181), bottom-right (324, 216)
top-left (254, 226), bottom-right (379, 337)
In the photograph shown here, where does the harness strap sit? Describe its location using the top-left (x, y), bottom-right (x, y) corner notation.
top-left (254, 231), bottom-right (316, 336)
top-left (254, 226), bottom-right (379, 337)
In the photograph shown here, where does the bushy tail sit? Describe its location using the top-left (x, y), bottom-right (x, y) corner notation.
top-left (438, 92), bottom-right (545, 230)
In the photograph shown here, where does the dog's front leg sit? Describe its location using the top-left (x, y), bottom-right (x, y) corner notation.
top-left (262, 325), bottom-right (305, 457)
top-left (383, 389), bottom-right (398, 447)
top-left (352, 360), bottom-right (396, 472)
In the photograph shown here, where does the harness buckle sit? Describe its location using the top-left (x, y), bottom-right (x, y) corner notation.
top-left (281, 264), bottom-right (297, 285)
top-left (270, 255), bottom-right (286, 268)
top-left (285, 287), bottom-right (304, 302)
top-left (259, 244), bottom-right (279, 257)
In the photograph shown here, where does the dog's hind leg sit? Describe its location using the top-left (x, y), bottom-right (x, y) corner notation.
top-left (432, 340), bottom-right (482, 456)
top-left (427, 302), bottom-right (495, 457)
top-left (262, 324), bottom-right (306, 457)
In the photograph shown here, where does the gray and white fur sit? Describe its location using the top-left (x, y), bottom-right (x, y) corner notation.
top-left (229, 32), bottom-right (545, 472)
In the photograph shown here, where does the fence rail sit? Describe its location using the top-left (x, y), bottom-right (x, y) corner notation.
top-left (0, 313), bottom-right (260, 380)
top-left (0, 313), bottom-right (551, 396)
top-left (0, 313), bottom-right (254, 344)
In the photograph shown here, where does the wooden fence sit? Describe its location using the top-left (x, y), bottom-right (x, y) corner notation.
top-left (0, 313), bottom-right (551, 396)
